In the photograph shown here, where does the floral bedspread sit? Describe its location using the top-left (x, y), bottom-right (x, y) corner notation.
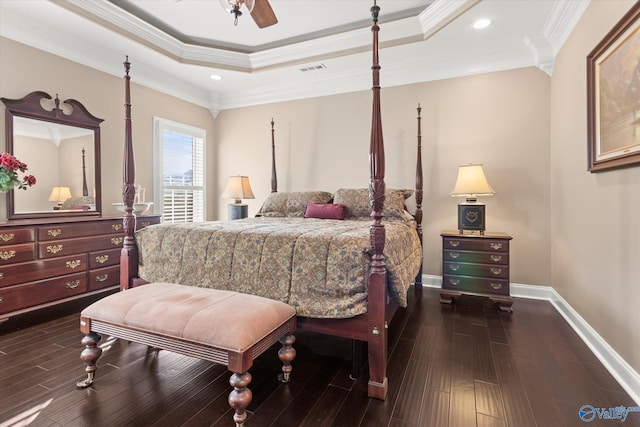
top-left (135, 217), bottom-right (423, 318)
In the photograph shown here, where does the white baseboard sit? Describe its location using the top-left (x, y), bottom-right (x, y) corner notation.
top-left (419, 275), bottom-right (640, 405)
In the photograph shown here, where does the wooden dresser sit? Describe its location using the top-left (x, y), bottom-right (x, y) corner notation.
top-left (0, 215), bottom-right (160, 320)
top-left (440, 230), bottom-right (513, 312)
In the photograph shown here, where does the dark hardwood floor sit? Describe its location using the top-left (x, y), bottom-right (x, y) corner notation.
top-left (1, 287), bottom-right (638, 427)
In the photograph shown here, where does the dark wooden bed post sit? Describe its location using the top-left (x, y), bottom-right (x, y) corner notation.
top-left (82, 147), bottom-right (89, 197)
top-left (367, 0), bottom-right (388, 400)
top-left (414, 104), bottom-right (424, 289)
top-left (120, 56), bottom-right (138, 291)
top-left (270, 118), bottom-right (277, 193)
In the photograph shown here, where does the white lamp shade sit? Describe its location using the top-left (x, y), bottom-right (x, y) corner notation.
top-left (222, 176), bottom-right (255, 203)
top-left (450, 164), bottom-right (496, 198)
top-left (48, 186), bottom-right (72, 202)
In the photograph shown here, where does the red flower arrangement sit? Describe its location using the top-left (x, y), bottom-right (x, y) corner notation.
top-left (0, 153), bottom-right (37, 192)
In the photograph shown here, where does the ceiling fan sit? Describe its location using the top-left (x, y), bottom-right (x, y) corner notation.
top-left (220, 0), bottom-right (278, 28)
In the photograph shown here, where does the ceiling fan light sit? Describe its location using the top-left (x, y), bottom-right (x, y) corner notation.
top-left (219, 0), bottom-right (254, 25)
top-left (219, 0), bottom-right (253, 14)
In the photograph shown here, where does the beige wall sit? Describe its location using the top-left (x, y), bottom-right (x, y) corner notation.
top-left (3, 1), bottom-right (638, 377)
top-left (215, 67), bottom-right (552, 287)
top-left (550, 0), bottom-right (640, 373)
top-left (0, 37), bottom-right (217, 220)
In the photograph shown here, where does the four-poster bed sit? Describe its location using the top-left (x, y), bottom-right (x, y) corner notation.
top-left (118, 3), bottom-right (424, 401)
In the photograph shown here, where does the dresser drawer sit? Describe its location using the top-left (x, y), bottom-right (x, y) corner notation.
top-left (442, 275), bottom-right (510, 295)
top-left (0, 254), bottom-right (88, 288)
top-left (0, 243), bottom-right (35, 265)
top-left (38, 220), bottom-right (124, 241)
top-left (137, 217), bottom-right (161, 229)
top-left (443, 237), bottom-right (508, 252)
top-left (444, 261), bottom-right (509, 279)
top-left (38, 234), bottom-right (124, 259)
top-left (89, 265), bottom-right (120, 290)
top-left (0, 272), bottom-right (88, 315)
top-left (443, 249), bottom-right (508, 265)
top-left (0, 228), bottom-right (35, 246)
top-left (89, 248), bottom-right (121, 269)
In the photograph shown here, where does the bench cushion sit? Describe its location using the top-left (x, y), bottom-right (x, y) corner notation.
top-left (81, 282), bottom-right (296, 352)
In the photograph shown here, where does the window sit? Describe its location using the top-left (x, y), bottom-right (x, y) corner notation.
top-left (153, 117), bottom-right (206, 223)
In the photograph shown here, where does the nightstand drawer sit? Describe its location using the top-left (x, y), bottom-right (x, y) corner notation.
top-left (440, 230), bottom-right (513, 312)
top-left (443, 250), bottom-right (508, 265)
top-left (443, 237), bottom-right (508, 252)
top-left (442, 275), bottom-right (510, 295)
top-left (444, 261), bottom-right (509, 279)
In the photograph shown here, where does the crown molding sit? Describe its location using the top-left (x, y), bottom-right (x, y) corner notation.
top-left (542, 0), bottom-right (591, 56)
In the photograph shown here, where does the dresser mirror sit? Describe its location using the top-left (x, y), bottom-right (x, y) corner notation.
top-left (2, 91), bottom-right (103, 219)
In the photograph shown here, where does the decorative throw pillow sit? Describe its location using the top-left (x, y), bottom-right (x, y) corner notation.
top-left (258, 191), bottom-right (333, 217)
top-left (304, 203), bottom-right (346, 220)
top-left (333, 188), bottom-right (413, 220)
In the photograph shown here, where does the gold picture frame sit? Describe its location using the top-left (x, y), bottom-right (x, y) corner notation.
top-left (587, 2), bottom-right (640, 172)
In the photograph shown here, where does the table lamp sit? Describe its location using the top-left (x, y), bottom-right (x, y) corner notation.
top-left (48, 186), bottom-right (72, 210)
top-left (222, 175), bottom-right (255, 220)
top-left (450, 164), bottom-right (495, 234)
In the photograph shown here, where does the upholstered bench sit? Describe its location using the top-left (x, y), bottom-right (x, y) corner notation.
top-left (76, 282), bottom-right (296, 427)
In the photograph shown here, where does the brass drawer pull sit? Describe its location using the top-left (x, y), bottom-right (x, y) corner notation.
top-left (449, 252), bottom-right (459, 259)
top-left (490, 283), bottom-right (503, 290)
top-left (66, 260), bottom-right (82, 269)
top-left (66, 280), bottom-right (80, 289)
top-left (449, 240), bottom-right (460, 247)
top-left (490, 268), bottom-right (503, 275)
top-left (112, 224), bottom-right (122, 231)
top-left (141, 221), bottom-right (151, 228)
top-left (0, 250), bottom-right (16, 260)
top-left (47, 229), bottom-right (62, 237)
top-left (449, 264), bottom-right (459, 271)
top-left (0, 272), bottom-right (3, 280)
top-left (0, 296), bottom-right (3, 304)
top-left (490, 255), bottom-right (503, 262)
top-left (47, 245), bottom-right (63, 254)
top-left (490, 242), bottom-right (503, 250)
top-left (95, 255), bottom-right (109, 264)
top-left (0, 233), bottom-right (15, 242)
top-left (111, 237), bottom-right (123, 246)
top-left (96, 274), bottom-right (109, 282)
top-left (449, 279), bottom-right (459, 286)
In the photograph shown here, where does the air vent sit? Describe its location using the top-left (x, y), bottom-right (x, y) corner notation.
top-left (299, 64), bottom-right (327, 72)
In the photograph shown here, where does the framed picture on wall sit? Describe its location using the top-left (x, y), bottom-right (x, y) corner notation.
top-left (587, 2), bottom-right (640, 172)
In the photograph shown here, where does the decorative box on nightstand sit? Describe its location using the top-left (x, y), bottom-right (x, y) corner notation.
top-left (440, 230), bottom-right (513, 312)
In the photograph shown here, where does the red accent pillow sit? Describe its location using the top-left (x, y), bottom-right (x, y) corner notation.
top-left (304, 203), bottom-right (346, 220)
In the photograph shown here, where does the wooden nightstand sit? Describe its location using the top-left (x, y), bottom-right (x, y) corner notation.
top-left (440, 230), bottom-right (513, 312)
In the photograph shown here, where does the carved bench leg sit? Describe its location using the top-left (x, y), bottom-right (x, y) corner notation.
top-left (76, 331), bottom-right (102, 388)
top-left (278, 333), bottom-right (296, 383)
top-left (228, 371), bottom-right (252, 427)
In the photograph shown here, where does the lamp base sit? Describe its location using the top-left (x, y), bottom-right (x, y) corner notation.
top-left (457, 202), bottom-right (486, 234)
top-left (228, 203), bottom-right (248, 220)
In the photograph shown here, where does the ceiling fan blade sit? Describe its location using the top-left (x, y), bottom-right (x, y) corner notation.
top-left (249, 0), bottom-right (278, 28)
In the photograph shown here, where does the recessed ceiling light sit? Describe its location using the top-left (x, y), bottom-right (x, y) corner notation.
top-left (210, 74), bottom-right (222, 80)
top-left (473, 18), bottom-right (491, 29)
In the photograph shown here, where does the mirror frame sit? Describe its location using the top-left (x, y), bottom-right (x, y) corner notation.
top-left (1, 91), bottom-right (103, 219)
